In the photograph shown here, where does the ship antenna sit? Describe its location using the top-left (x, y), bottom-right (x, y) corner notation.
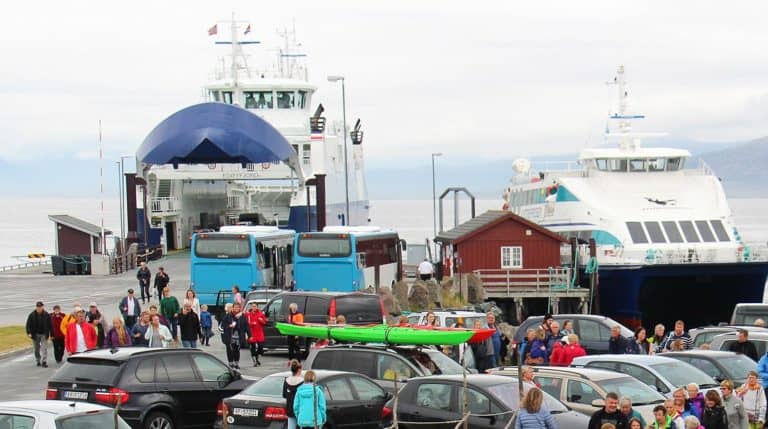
top-left (214, 13), bottom-right (260, 88)
top-left (605, 65), bottom-right (645, 150)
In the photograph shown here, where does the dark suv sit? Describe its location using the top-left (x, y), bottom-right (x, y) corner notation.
top-left (262, 291), bottom-right (385, 352)
top-left (46, 348), bottom-right (253, 429)
top-left (513, 314), bottom-right (633, 355)
top-left (305, 344), bottom-right (467, 392)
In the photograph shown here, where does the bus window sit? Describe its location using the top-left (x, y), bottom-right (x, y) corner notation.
top-left (357, 253), bottom-right (366, 269)
top-left (298, 236), bottom-right (352, 257)
top-left (286, 244), bottom-right (293, 263)
top-left (194, 235), bottom-right (250, 259)
top-left (262, 246), bottom-right (272, 268)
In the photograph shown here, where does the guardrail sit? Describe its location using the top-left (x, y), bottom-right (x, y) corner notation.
top-left (150, 197), bottom-right (181, 214)
top-left (473, 268), bottom-right (575, 297)
top-left (0, 258), bottom-right (51, 273)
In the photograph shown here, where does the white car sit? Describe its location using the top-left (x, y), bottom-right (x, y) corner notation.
top-left (0, 400), bottom-right (130, 429)
top-left (406, 310), bottom-right (489, 328)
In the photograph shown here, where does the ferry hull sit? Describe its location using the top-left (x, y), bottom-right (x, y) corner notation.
top-left (593, 262), bottom-right (768, 329)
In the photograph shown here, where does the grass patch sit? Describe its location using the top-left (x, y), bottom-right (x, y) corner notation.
top-left (0, 326), bottom-right (31, 354)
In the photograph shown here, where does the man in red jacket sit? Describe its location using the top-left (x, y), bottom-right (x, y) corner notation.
top-left (64, 307), bottom-right (97, 355)
top-left (245, 302), bottom-right (267, 366)
top-left (560, 333), bottom-right (587, 365)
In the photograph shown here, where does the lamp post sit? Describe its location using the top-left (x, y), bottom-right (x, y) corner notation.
top-left (431, 153), bottom-right (442, 241)
top-left (119, 155), bottom-right (133, 255)
top-left (327, 75), bottom-right (349, 224)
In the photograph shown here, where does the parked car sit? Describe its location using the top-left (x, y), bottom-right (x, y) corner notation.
top-left (487, 366), bottom-right (664, 423)
top-left (382, 374), bottom-right (590, 429)
top-left (513, 314), bottom-right (633, 354)
top-left (571, 354), bottom-right (719, 397)
top-left (46, 348), bottom-right (254, 429)
top-left (663, 350), bottom-right (756, 387)
top-left (244, 288), bottom-right (284, 310)
top-left (262, 291), bottom-right (385, 353)
top-left (689, 326), bottom-right (768, 348)
top-left (731, 303), bottom-right (768, 326)
top-left (0, 400), bottom-right (131, 429)
top-left (305, 344), bottom-right (467, 392)
top-left (406, 310), bottom-right (489, 328)
top-left (216, 370), bottom-right (392, 428)
top-left (709, 331), bottom-right (768, 358)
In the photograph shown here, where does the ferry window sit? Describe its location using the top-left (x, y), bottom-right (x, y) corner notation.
top-left (695, 220), bottom-right (717, 242)
top-left (626, 222), bottom-right (649, 244)
top-left (629, 159), bottom-right (647, 172)
top-left (277, 91), bottom-right (295, 109)
top-left (679, 221), bottom-right (701, 243)
top-left (298, 90), bottom-right (307, 108)
top-left (710, 220), bottom-right (730, 242)
top-left (667, 158), bottom-right (682, 171)
top-left (211, 91), bottom-right (221, 102)
top-left (302, 144), bottom-right (311, 165)
top-left (501, 246), bottom-right (522, 269)
top-left (244, 91), bottom-right (274, 109)
top-left (648, 158), bottom-right (667, 172)
top-left (662, 221), bottom-right (684, 243)
top-left (596, 159), bottom-right (609, 171)
top-left (610, 159), bottom-right (628, 172)
top-left (222, 91), bottom-right (233, 104)
top-left (644, 222), bottom-right (667, 243)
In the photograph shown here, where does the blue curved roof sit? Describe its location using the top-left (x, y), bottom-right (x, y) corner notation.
top-left (137, 102), bottom-right (296, 166)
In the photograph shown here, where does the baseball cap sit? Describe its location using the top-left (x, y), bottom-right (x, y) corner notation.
top-left (128, 288), bottom-right (135, 294)
top-left (89, 301), bottom-right (97, 307)
top-left (36, 301), bottom-right (44, 307)
top-left (74, 306), bottom-right (84, 313)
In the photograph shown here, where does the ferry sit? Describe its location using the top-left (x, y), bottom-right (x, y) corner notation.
top-left (143, 20), bottom-right (369, 250)
top-left (501, 66), bottom-right (768, 328)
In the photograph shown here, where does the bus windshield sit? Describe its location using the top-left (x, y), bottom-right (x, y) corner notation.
top-left (194, 236), bottom-right (251, 259)
top-left (298, 236), bottom-right (351, 257)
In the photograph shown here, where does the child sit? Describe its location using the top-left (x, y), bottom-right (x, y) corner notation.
top-left (200, 304), bottom-right (213, 346)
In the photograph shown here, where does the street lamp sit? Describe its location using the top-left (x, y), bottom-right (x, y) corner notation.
top-left (431, 152), bottom-right (443, 241)
top-left (118, 155), bottom-right (133, 254)
top-left (327, 75), bottom-right (349, 224)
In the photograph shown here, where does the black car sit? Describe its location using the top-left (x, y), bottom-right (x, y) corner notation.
top-left (216, 370), bottom-right (392, 429)
top-left (663, 350), bottom-right (757, 387)
top-left (383, 374), bottom-right (589, 429)
top-left (262, 291), bottom-right (385, 352)
top-left (513, 314), bottom-right (633, 355)
top-left (46, 348), bottom-right (254, 429)
top-left (305, 344), bottom-right (467, 392)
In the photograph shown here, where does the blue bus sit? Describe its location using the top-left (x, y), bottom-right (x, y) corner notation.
top-left (190, 226), bottom-right (295, 315)
top-left (292, 226), bottom-right (405, 292)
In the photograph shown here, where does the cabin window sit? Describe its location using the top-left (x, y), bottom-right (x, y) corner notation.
top-left (298, 90), bottom-right (308, 108)
top-left (667, 157), bottom-right (682, 171)
top-left (211, 91), bottom-right (221, 102)
top-left (500, 246), bottom-right (522, 269)
top-left (679, 221), bottom-right (700, 243)
top-left (662, 221), bottom-right (684, 243)
top-left (292, 144), bottom-right (300, 156)
top-left (629, 159), bottom-right (647, 172)
top-left (626, 222), bottom-right (649, 244)
top-left (277, 91), bottom-right (295, 109)
top-left (244, 91), bottom-right (274, 109)
top-left (596, 159), bottom-right (609, 171)
top-left (710, 220), bottom-right (730, 242)
top-left (695, 220), bottom-right (717, 242)
top-left (610, 159), bottom-right (628, 172)
top-left (222, 91), bottom-right (233, 104)
top-left (302, 144), bottom-right (311, 165)
top-left (648, 158), bottom-right (667, 172)
top-left (644, 222), bottom-right (667, 243)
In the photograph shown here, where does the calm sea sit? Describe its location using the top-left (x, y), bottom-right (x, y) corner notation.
top-left (0, 197), bottom-right (766, 267)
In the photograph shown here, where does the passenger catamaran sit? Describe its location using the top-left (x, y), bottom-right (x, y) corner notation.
top-left (144, 20), bottom-right (369, 249)
top-left (501, 66), bottom-right (768, 327)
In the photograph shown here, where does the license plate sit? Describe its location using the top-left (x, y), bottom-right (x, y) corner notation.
top-left (63, 391), bottom-right (89, 400)
top-left (232, 407), bottom-right (259, 417)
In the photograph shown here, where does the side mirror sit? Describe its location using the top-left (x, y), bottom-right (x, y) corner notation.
top-left (591, 399), bottom-right (605, 408)
top-left (396, 377), bottom-right (409, 384)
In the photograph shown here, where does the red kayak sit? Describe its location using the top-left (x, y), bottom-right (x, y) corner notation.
top-left (409, 325), bottom-right (496, 343)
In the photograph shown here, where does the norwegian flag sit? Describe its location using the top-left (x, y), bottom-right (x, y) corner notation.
top-left (244, 24), bottom-right (251, 35)
top-left (208, 24), bottom-right (217, 36)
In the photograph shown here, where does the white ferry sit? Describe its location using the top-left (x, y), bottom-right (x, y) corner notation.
top-left (142, 21), bottom-right (369, 249)
top-left (501, 66), bottom-right (768, 327)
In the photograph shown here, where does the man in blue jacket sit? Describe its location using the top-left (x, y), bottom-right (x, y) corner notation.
top-left (608, 325), bottom-right (630, 354)
top-left (486, 312), bottom-right (502, 367)
top-left (119, 288), bottom-right (141, 330)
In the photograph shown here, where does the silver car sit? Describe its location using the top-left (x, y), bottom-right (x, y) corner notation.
top-left (710, 331), bottom-right (768, 358)
top-left (0, 400), bottom-right (130, 428)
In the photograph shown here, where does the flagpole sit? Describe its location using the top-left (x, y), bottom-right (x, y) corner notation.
top-left (99, 120), bottom-right (106, 260)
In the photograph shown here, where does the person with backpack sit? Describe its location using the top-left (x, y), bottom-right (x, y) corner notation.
top-left (283, 359), bottom-right (304, 429)
top-left (293, 370), bottom-right (326, 429)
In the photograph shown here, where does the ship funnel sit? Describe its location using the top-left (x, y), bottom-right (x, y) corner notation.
top-left (513, 158), bottom-right (531, 175)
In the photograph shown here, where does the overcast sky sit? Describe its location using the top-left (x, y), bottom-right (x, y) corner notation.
top-left (2, 0), bottom-right (768, 167)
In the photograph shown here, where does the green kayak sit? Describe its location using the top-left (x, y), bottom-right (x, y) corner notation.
top-left (276, 322), bottom-right (474, 346)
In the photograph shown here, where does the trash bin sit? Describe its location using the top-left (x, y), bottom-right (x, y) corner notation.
top-left (51, 256), bottom-right (65, 276)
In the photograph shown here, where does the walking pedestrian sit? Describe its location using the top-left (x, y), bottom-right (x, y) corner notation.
top-left (148, 304), bottom-right (170, 328)
top-left (665, 398), bottom-right (685, 429)
top-left (588, 392), bottom-right (628, 429)
top-left (119, 288), bottom-right (141, 331)
top-left (50, 305), bottom-right (66, 364)
top-left (136, 262), bottom-right (152, 304)
top-left (183, 289), bottom-right (201, 317)
top-left (178, 303), bottom-right (202, 348)
top-left (232, 285), bottom-right (244, 307)
top-left (608, 325), bottom-right (630, 354)
top-left (486, 312), bottom-right (502, 367)
top-left (145, 314), bottom-right (173, 348)
top-left (673, 387), bottom-right (698, 419)
top-left (701, 390), bottom-right (729, 429)
top-left (729, 329), bottom-right (759, 362)
top-left (628, 326), bottom-right (650, 354)
top-left (720, 379), bottom-right (748, 429)
top-left (649, 323), bottom-right (666, 355)
top-left (245, 302), bottom-right (267, 366)
top-left (59, 303), bottom-right (80, 337)
top-left (620, 396), bottom-right (647, 428)
top-left (200, 304), bottom-right (213, 346)
top-left (131, 311), bottom-right (150, 346)
top-left (661, 320), bottom-right (692, 351)
top-left (154, 266), bottom-right (169, 301)
top-left (293, 370), bottom-right (327, 429)
top-left (545, 320), bottom-right (564, 357)
top-left (287, 302), bottom-right (304, 362)
top-left (470, 319), bottom-right (495, 372)
top-left (86, 302), bottom-right (106, 348)
top-left (105, 317), bottom-right (132, 348)
top-left (736, 371), bottom-right (765, 429)
top-left (26, 301), bottom-right (52, 367)
top-left (417, 258), bottom-right (434, 281)
top-left (64, 306), bottom-right (97, 355)
top-left (515, 387), bottom-right (556, 429)
top-left (554, 334), bottom-right (586, 366)
top-left (160, 286), bottom-right (180, 340)
top-left (687, 384), bottom-right (705, 419)
top-left (525, 327), bottom-right (547, 365)
top-left (223, 302), bottom-right (249, 369)
top-left (283, 359), bottom-right (304, 429)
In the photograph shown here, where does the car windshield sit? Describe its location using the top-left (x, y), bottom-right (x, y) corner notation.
top-left (408, 349), bottom-right (466, 375)
top-left (53, 359), bottom-right (122, 384)
top-left (721, 355), bottom-right (758, 379)
top-left (650, 362), bottom-right (717, 388)
top-left (734, 313), bottom-right (768, 325)
top-left (445, 316), bottom-right (487, 328)
top-left (597, 376), bottom-right (665, 405)
top-left (56, 411), bottom-right (132, 429)
top-left (488, 383), bottom-right (567, 413)
top-left (243, 374), bottom-right (287, 397)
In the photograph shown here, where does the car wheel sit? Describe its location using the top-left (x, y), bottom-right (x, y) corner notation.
top-left (144, 411), bottom-right (174, 429)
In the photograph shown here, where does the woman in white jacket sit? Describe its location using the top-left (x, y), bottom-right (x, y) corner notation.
top-left (145, 314), bottom-right (173, 348)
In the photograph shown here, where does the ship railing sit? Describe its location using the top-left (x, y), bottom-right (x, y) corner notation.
top-left (150, 197), bottom-right (181, 215)
top-left (473, 268), bottom-right (578, 297)
top-left (594, 243), bottom-right (768, 265)
top-left (227, 195), bottom-right (244, 210)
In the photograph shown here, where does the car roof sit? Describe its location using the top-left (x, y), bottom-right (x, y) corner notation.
top-left (317, 343), bottom-right (438, 354)
top-left (692, 326), bottom-right (768, 332)
top-left (64, 347), bottom-right (208, 362)
top-left (410, 374), bottom-right (513, 387)
top-left (492, 365), bottom-right (633, 381)
top-left (714, 331), bottom-right (768, 340)
top-left (275, 291), bottom-right (378, 298)
top-left (663, 350), bottom-right (740, 358)
top-left (0, 400), bottom-right (111, 415)
top-left (522, 314), bottom-right (616, 323)
top-left (260, 370), bottom-right (353, 379)
top-left (573, 354), bottom-right (679, 365)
